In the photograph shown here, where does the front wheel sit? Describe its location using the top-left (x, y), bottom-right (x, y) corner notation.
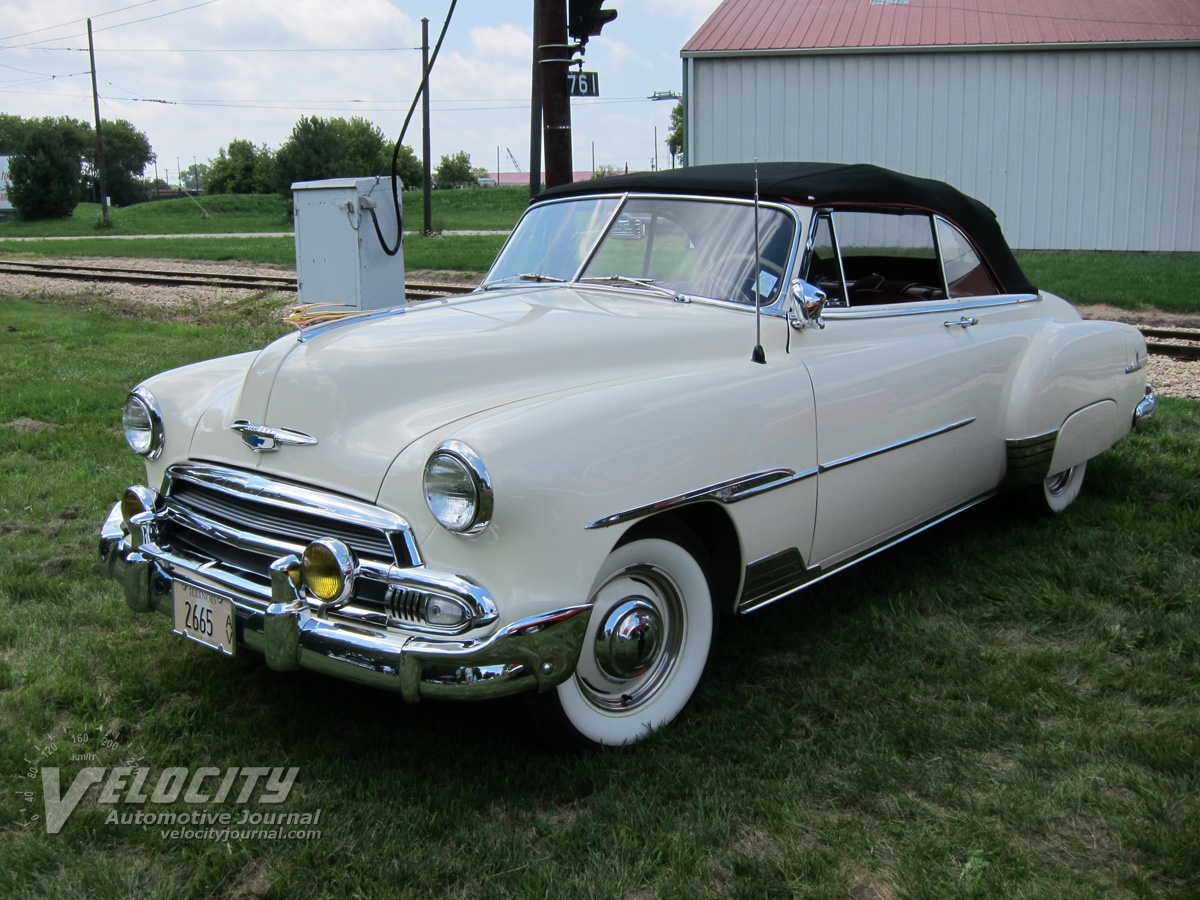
top-left (531, 532), bottom-right (715, 747)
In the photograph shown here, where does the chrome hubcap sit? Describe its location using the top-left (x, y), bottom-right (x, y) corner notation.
top-left (594, 599), bottom-right (663, 680)
top-left (1046, 468), bottom-right (1075, 496)
top-left (578, 564), bottom-right (684, 712)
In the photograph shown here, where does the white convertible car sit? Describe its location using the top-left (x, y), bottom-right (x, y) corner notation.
top-left (101, 162), bottom-right (1155, 746)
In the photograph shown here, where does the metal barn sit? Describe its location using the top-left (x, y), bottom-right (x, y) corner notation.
top-left (682, 0), bottom-right (1200, 251)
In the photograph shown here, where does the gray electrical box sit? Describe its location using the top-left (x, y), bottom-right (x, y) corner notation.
top-left (292, 176), bottom-right (405, 312)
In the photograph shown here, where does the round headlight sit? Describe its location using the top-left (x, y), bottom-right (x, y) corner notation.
top-left (423, 441), bottom-right (493, 535)
top-left (122, 388), bottom-right (164, 459)
top-left (301, 539), bottom-right (356, 606)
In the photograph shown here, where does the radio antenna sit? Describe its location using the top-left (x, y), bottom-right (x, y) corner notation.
top-left (751, 159), bottom-right (766, 364)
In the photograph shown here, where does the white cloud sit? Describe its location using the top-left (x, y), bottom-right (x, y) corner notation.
top-left (0, 0), bottom-right (712, 181)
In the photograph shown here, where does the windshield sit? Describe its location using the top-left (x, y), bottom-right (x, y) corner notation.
top-left (485, 197), bottom-right (620, 285)
top-left (484, 196), bottom-right (796, 305)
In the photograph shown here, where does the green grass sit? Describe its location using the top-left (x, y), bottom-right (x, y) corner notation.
top-left (0, 196), bottom-right (291, 237)
top-left (0, 233), bottom-right (507, 274)
top-left (0, 187), bottom-right (528, 240)
top-left (0, 292), bottom-right (1197, 898)
top-left (1016, 251), bottom-right (1200, 314)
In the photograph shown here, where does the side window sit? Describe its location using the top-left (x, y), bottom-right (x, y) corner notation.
top-left (936, 218), bottom-right (999, 297)
top-left (804, 213), bottom-right (847, 307)
top-left (832, 211), bottom-right (944, 305)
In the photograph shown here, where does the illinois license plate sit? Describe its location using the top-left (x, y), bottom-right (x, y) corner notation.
top-left (172, 582), bottom-right (236, 656)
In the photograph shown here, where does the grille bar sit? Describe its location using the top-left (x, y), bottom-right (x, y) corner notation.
top-left (158, 464), bottom-right (420, 623)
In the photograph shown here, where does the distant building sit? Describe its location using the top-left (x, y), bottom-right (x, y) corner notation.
top-left (682, 0), bottom-right (1200, 250)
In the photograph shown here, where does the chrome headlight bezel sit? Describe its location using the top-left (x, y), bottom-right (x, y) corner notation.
top-left (301, 538), bottom-right (357, 607)
top-left (122, 387), bottom-right (165, 459)
top-left (423, 440), bottom-right (494, 535)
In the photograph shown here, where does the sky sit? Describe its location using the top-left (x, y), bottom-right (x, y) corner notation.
top-left (0, 0), bottom-right (725, 185)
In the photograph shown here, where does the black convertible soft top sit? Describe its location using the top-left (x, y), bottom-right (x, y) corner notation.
top-left (538, 162), bottom-right (1035, 295)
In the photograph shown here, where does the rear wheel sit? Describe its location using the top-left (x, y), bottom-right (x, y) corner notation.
top-left (1041, 460), bottom-right (1087, 513)
top-left (531, 530), bottom-right (715, 747)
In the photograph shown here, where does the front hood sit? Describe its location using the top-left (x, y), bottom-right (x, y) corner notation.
top-left (188, 286), bottom-right (749, 500)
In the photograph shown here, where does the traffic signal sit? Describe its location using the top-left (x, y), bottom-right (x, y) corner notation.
top-left (568, 0), bottom-right (618, 43)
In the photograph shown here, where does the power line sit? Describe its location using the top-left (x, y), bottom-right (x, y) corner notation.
top-left (3, 0), bottom-right (222, 50)
top-left (1, 45), bottom-right (418, 53)
top-left (0, 0), bottom-right (177, 43)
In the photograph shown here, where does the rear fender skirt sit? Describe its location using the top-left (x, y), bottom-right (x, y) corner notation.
top-left (1049, 400), bottom-right (1124, 476)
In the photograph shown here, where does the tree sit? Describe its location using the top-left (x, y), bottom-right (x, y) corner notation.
top-left (591, 164), bottom-right (621, 179)
top-left (391, 143), bottom-right (422, 190)
top-left (435, 150), bottom-right (475, 189)
top-left (666, 101), bottom-right (683, 167)
top-left (8, 120), bottom-right (82, 220)
top-left (85, 119), bottom-right (155, 205)
top-left (0, 113), bottom-right (28, 154)
top-left (181, 161), bottom-right (209, 192)
top-left (207, 139), bottom-right (275, 194)
top-left (273, 116), bottom-right (349, 198)
top-left (330, 116), bottom-right (390, 176)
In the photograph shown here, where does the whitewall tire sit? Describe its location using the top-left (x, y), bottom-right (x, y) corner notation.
top-left (1042, 460), bottom-right (1087, 513)
top-left (534, 532), bottom-right (715, 747)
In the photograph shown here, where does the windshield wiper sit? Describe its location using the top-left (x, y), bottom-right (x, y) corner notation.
top-left (577, 275), bottom-right (689, 302)
top-left (480, 272), bottom-right (567, 290)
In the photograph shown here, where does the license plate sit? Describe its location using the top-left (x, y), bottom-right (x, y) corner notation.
top-left (172, 582), bottom-right (236, 656)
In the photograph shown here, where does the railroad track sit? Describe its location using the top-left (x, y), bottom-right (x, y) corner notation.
top-left (1141, 327), bottom-right (1200, 362)
top-left (0, 259), bottom-right (474, 301)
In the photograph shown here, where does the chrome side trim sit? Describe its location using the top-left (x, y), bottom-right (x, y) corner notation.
top-left (165, 463), bottom-right (422, 566)
top-left (737, 493), bottom-right (995, 614)
top-left (588, 418), bottom-right (974, 531)
top-left (586, 467), bottom-right (817, 530)
top-left (820, 418), bottom-right (976, 473)
top-left (824, 293), bottom-right (1040, 320)
top-left (1000, 431), bottom-right (1058, 490)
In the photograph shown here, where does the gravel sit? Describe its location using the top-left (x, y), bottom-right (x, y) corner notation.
top-left (1, 256), bottom-right (1197, 399)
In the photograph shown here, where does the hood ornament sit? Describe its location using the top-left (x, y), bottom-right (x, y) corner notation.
top-left (231, 420), bottom-right (318, 453)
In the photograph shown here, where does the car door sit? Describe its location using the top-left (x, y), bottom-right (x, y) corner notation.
top-left (799, 210), bottom-right (1039, 569)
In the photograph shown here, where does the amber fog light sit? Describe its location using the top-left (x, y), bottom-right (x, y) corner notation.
top-left (120, 485), bottom-right (159, 529)
top-left (301, 539), bottom-right (356, 605)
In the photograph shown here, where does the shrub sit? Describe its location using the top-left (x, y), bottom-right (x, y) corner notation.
top-left (8, 122), bottom-right (82, 220)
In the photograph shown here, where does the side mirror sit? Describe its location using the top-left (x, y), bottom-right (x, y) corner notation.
top-left (789, 279), bottom-right (827, 331)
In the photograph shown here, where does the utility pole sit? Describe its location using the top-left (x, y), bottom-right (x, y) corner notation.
top-left (421, 17), bottom-right (433, 235)
top-left (536, 0), bottom-right (572, 188)
top-left (528, 3), bottom-right (543, 199)
top-left (87, 19), bottom-right (110, 225)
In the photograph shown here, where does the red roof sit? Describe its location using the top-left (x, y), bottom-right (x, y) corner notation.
top-left (683, 0), bottom-right (1200, 53)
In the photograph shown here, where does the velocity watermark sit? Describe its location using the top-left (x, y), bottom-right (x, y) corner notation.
top-left (37, 765), bottom-right (313, 835)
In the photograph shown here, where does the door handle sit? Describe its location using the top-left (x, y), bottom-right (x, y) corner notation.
top-left (943, 316), bottom-right (978, 328)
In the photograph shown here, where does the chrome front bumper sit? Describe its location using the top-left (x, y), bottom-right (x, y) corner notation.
top-left (100, 503), bottom-right (589, 702)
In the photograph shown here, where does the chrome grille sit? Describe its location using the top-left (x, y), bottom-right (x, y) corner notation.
top-left (167, 479), bottom-right (405, 563)
top-left (156, 464), bottom-right (418, 618)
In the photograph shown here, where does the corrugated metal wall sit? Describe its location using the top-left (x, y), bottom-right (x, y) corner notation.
top-left (686, 48), bottom-right (1200, 250)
